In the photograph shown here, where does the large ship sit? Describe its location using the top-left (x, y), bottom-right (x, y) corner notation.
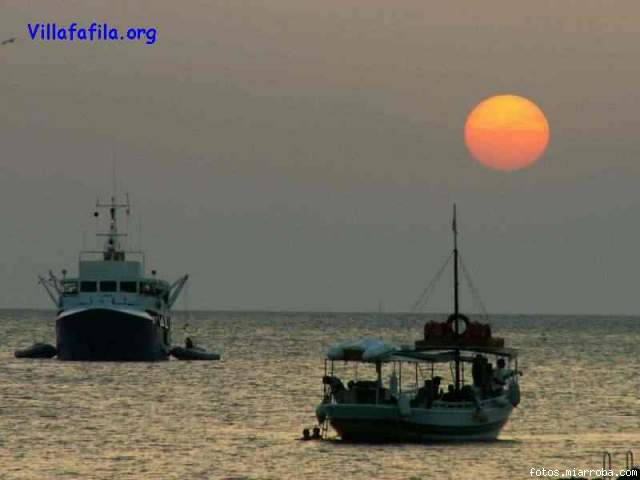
top-left (39, 193), bottom-right (188, 361)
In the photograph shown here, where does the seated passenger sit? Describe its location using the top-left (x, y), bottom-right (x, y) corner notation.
top-left (492, 358), bottom-right (515, 390)
top-left (442, 384), bottom-right (455, 401)
top-left (388, 371), bottom-right (398, 397)
top-left (428, 376), bottom-right (442, 407)
top-left (481, 361), bottom-right (494, 396)
top-left (472, 354), bottom-right (485, 387)
top-left (420, 376), bottom-right (442, 409)
top-left (322, 375), bottom-right (347, 402)
top-left (413, 380), bottom-right (429, 406)
top-left (461, 384), bottom-right (482, 409)
top-left (185, 337), bottom-right (195, 349)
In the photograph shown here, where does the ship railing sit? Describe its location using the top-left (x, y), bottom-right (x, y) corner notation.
top-left (79, 250), bottom-right (145, 269)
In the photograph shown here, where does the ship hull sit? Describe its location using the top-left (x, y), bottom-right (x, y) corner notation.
top-left (56, 308), bottom-right (170, 361)
top-left (317, 401), bottom-right (512, 443)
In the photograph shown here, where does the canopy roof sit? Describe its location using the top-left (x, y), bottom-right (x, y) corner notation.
top-left (410, 345), bottom-right (518, 358)
top-left (326, 345), bottom-right (517, 364)
top-left (391, 346), bottom-right (517, 363)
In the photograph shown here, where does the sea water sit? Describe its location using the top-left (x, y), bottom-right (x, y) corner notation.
top-left (1, 311), bottom-right (638, 479)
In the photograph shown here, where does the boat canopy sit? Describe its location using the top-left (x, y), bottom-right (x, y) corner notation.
top-left (391, 346), bottom-right (517, 364)
top-left (410, 345), bottom-right (518, 358)
top-left (326, 338), bottom-right (398, 362)
top-left (326, 342), bottom-right (517, 364)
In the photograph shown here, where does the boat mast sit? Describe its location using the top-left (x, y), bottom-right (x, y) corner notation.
top-left (95, 193), bottom-right (130, 262)
top-left (452, 204), bottom-right (461, 392)
top-left (453, 204), bottom-right (459, 319)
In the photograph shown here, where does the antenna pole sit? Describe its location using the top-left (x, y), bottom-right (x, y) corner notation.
top-left (94, 159), bottom-right (130, 261)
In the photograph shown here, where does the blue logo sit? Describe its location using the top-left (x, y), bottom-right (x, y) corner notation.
top-left (27, 22), bottom-right (157, 45)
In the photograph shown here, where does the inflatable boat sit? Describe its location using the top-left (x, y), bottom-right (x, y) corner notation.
top-left (170, 346), bottom-right (220, 361)
top-left (15, 343), bottom-right (57, 359)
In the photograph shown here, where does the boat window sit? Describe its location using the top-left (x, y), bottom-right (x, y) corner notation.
top-left (140, 282), bottom-right (155, 296)
top-left (80, 281), bottom-right (97, 293)
top-left (100, 281), bottom-right (117, 292)
top-left (120, 281), bottom-right (137, 293)
top-left (62, 281), bottom-right (78, 295)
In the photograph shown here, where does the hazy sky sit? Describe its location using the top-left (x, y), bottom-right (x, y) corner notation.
top-left (2, 1), bottom-right (640, 314)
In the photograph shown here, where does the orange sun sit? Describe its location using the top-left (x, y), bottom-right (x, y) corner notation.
top-left (464, 94), bottom-right (550, 171)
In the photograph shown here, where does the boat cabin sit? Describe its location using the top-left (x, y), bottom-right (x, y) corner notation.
top-left (56, 252), bottom-right (171, 313)
top-left (322, 346), bottom-right (519, 410)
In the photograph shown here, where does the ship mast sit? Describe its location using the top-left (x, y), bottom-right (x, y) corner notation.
top-left (95, 193), bottom-right (130, 261)
top-left (452, 204), bottom-right (461, 392)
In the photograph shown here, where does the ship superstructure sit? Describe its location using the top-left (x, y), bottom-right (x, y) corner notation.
top-left (40, 194), bottom-right (188, 361)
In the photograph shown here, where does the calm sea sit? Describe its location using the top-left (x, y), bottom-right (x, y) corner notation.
top-left (1, 310), bottom-right (638, 479)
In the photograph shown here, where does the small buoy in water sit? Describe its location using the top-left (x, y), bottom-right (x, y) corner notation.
top-left (14, 343), bottom-right (57, 359)
top-left (302, 428), bottom-right (311, 441)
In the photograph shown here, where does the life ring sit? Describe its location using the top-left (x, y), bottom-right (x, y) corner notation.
top-left (446, 313), bottom-right (469, 337)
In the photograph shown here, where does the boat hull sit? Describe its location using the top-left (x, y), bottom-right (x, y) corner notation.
top-left (317, 401), bottom-right (512, 443)
top-left (56, 308), bottom-right (170, 361)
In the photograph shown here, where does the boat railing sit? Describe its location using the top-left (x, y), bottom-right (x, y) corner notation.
top-left (79, 250), bottom-right (145, 268)
top-left (603, 451), bottom-right (612, 472)
top-left (627, 451), bottom-right (635, 471)
top-left (576, 451), bottom-right (639, 477)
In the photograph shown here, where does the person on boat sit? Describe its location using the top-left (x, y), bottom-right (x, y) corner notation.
top-left (442, 384), bottom-right (455, 401)
top-left (472, 354), bottom-right (494, 397)
top-left (423, 376), bottom-right (442, 408)
top-left (414, 380), bottom-right (429, 406)
top-left (185, 337), bottom-right (195, 349)
top-left (493, 358), bottom-right (515, 388)
top-left (323, 375), bottom-right (347, 402)
top-left (472, 354), bottom-right (484, 387)
top-left (388, 370), bottom-right (398, 397)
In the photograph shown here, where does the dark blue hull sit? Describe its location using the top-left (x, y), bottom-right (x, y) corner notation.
top-left (56, 308), bottom-right (170, 361)
top-left (329, 417), bottom-right (507, 443)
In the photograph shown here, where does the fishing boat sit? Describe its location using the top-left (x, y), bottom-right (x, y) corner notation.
top-left (39, 192), bottom-right (188, 361)
top-left (315, 206), bottom-right (521, 442)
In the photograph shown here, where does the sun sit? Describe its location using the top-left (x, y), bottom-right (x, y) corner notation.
top-left (464, 94), bottom-right (550, 171)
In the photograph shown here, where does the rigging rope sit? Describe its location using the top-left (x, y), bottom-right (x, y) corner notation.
top-left (181, 278), bottom-right (196, 336)
top-left (411, 251), bottom-right (453, 312)
top-left (458, 253), bottom-right (490, 322)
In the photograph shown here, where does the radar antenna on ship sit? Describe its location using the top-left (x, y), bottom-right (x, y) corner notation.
top-left (94, 193), bottom-right (130, 261)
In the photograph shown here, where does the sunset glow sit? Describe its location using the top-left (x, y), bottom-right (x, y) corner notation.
top-left (464, 95), bottom-right (550, 171)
